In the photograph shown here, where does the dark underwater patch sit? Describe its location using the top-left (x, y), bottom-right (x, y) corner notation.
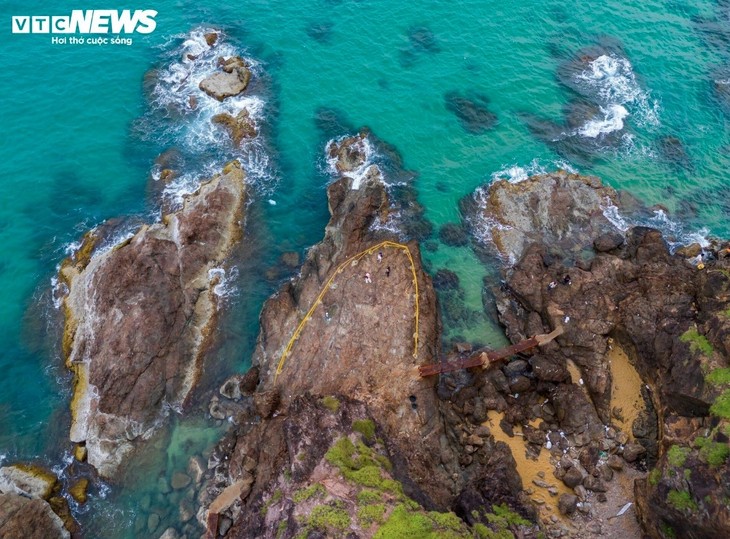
top-left (444, 91), bottom-right (497, 134)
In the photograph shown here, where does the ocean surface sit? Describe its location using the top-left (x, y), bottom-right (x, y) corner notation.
top-left (1, 0), bottom-right (729, 536)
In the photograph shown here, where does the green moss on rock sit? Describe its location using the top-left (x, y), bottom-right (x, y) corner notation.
top-left (293, 483), bottom-right (325, 503)
top-left (667, 445), bottom-right (690, 468)
top-left (320, 395), bottom-right (340, 413)
top-left (680, 328), bottom-right (714, 356)
top-left (358, 503), bottom-right (386, 526)
top-left (710, 389), bottom-right (730, 419)
top-left (666, 489), bottom-right (698, 512)
top-left (707, 368), bottom-right (730, 385)
top-left (308, 504), bottom-right (351, 532)
top-left (353, 419), bottom-right (376, 441)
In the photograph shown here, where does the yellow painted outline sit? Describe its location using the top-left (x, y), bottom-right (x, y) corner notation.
top-left (274, 240), bottom-right (420, 380)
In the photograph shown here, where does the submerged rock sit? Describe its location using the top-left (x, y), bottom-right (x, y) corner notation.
top-left (59, 161), bottom-right (247, 478)
top-left (445, 91), bottom-right (498, 134)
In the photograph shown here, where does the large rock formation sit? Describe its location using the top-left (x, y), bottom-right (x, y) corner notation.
top-left (0, 464), bottom-right (75, 538)
top-left (464, 171), bottom-right (621, 263)
top-left (466, 173), bottom-right (730, 538)
top-left (59, 161), bottom-right (246, 478)
top-left (196, 135), bottom-right (538, 539)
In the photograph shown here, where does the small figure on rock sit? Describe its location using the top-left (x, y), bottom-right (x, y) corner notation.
top-left (385, 266), bottom-right (391, 277)
top-left (364, 272), bottom-right (372, 284)
top-left (377, 251), bottom-right (383, 262)
top-left (562, 274), bottom-right (571, 285)
top-left (548, 281), bottom-right (558, 290)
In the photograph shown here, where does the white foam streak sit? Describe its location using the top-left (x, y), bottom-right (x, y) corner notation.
top-left (490, 159), bottom-right (577, 184)
top-left (574, 54), bottom-right (660, 137)
top-left (578, 104), bottom-right (629, 138)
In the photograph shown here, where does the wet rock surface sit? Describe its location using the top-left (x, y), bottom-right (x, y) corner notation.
top-left (59, 161), bottom-right (247, 478)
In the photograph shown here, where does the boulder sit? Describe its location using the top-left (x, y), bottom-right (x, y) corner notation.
top-left (199, 59), bottom-right (251, 101)
top-left (558, 493), bottom-right (578, 515)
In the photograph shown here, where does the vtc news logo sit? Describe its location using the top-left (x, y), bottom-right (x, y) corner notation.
top-left (11, 10), bottom-right (157, 34)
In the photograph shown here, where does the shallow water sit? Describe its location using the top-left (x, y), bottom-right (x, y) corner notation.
top-left (1, 0), bottom-right (729, 536)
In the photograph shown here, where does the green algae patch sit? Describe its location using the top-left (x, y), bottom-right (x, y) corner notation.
top-left (680, 328), bottom-right (714, 356)
top-left (353, 419), bottom-right (376, 441)
top-left (666, 489), bottom-right (698, 512)
top-left (320, 395), bottom-right (340, 413)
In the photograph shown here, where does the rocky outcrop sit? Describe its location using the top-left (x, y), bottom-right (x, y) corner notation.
top-left (197, 135), bottom-right (539, 539)
top-left (0, 464), bottom-right (75, 538)
top-left (59, 161), bottom-right (246, 478)
top-left (469, 173), bottom-right (730, 538)
top-left (199, 56), bottom-right (251, 101)
top-left (0, 494), bottom-right (69, 539)
top-left (463, 171), bottom-right (621, 263)
top-left (212, 110), bottom-right (257, 146)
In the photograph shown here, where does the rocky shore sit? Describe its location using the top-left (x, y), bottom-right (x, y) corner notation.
top-left (58, 161), bottom-right (246, 479)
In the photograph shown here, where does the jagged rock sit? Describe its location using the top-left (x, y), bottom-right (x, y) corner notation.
top-left (158, 527), bottom-right (179, 539)
top-left (326, 133), bottom-right (368, 172)
top-left (0, 494), bottom-right (70, 539)
top-left (607, 454), bottom-right (624, 471)
top-left (558, 493), bottom-right (578, 515)
top-left (199, 59), bottom-right (251, 101)
top-left (0, 465), bottom-right (57, 500)
top-left (253, 390), bottom-right (280, 419)
top-left (212, 110), bottom-right (257, 146)
top-left (622, 442), bottom-right (646, 463)
top-left (593, 231), bottom-right (624, 252)
top-left (73, 444), bottom-right (87, 463)
top-left (59, 161), bottom-right (246, 478)
top-left (583, 475), bottom-right (608, 493)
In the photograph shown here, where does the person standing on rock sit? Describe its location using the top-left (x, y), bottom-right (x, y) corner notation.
top-left (364, 272), bottom-right (372, 283)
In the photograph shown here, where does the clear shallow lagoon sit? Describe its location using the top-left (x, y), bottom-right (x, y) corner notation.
top-left (1, 0), bottom-right (729, 536)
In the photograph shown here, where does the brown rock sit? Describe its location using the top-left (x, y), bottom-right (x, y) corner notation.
top-left (199, 61), bottom-right (251, 101)
top-left (204, 32), bottom-right (218, 47)
top-left (212, 109), bottom-right (257, 146)
top-left (68, 478), bottom-right (89, 504)
top-left (0, 494), bottom-right (70, 539)
top-left (562, 467), bottom-right (583, 489)
top-left (59, 162), bottom-right (247, 478)
top-left (253, 390), bottom-right (280, 419)
top-left (622, 442), bottom-right (646, 463)
top-left (558, 493), bottom-right (578, 515)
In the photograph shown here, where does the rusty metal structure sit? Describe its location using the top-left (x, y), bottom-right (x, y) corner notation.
top-left (418, 327), bottom-right (564, 377)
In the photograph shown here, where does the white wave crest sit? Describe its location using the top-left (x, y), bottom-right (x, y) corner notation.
top-left (575, 54), bottom-right (660, 131)
top-left (578, 104), bottom-right (629, 138)
top-left (208, 266), bottom-right (238, 299)
top-left (490, 159), bottom-right (578, 184)
top-left (325, 135), bottom-right (383, 190)
top-left (601, 201), bottom-right (710, 252)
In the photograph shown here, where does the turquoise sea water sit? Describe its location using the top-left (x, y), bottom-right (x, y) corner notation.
top-left (1, 0), bottom-right (729, 536)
